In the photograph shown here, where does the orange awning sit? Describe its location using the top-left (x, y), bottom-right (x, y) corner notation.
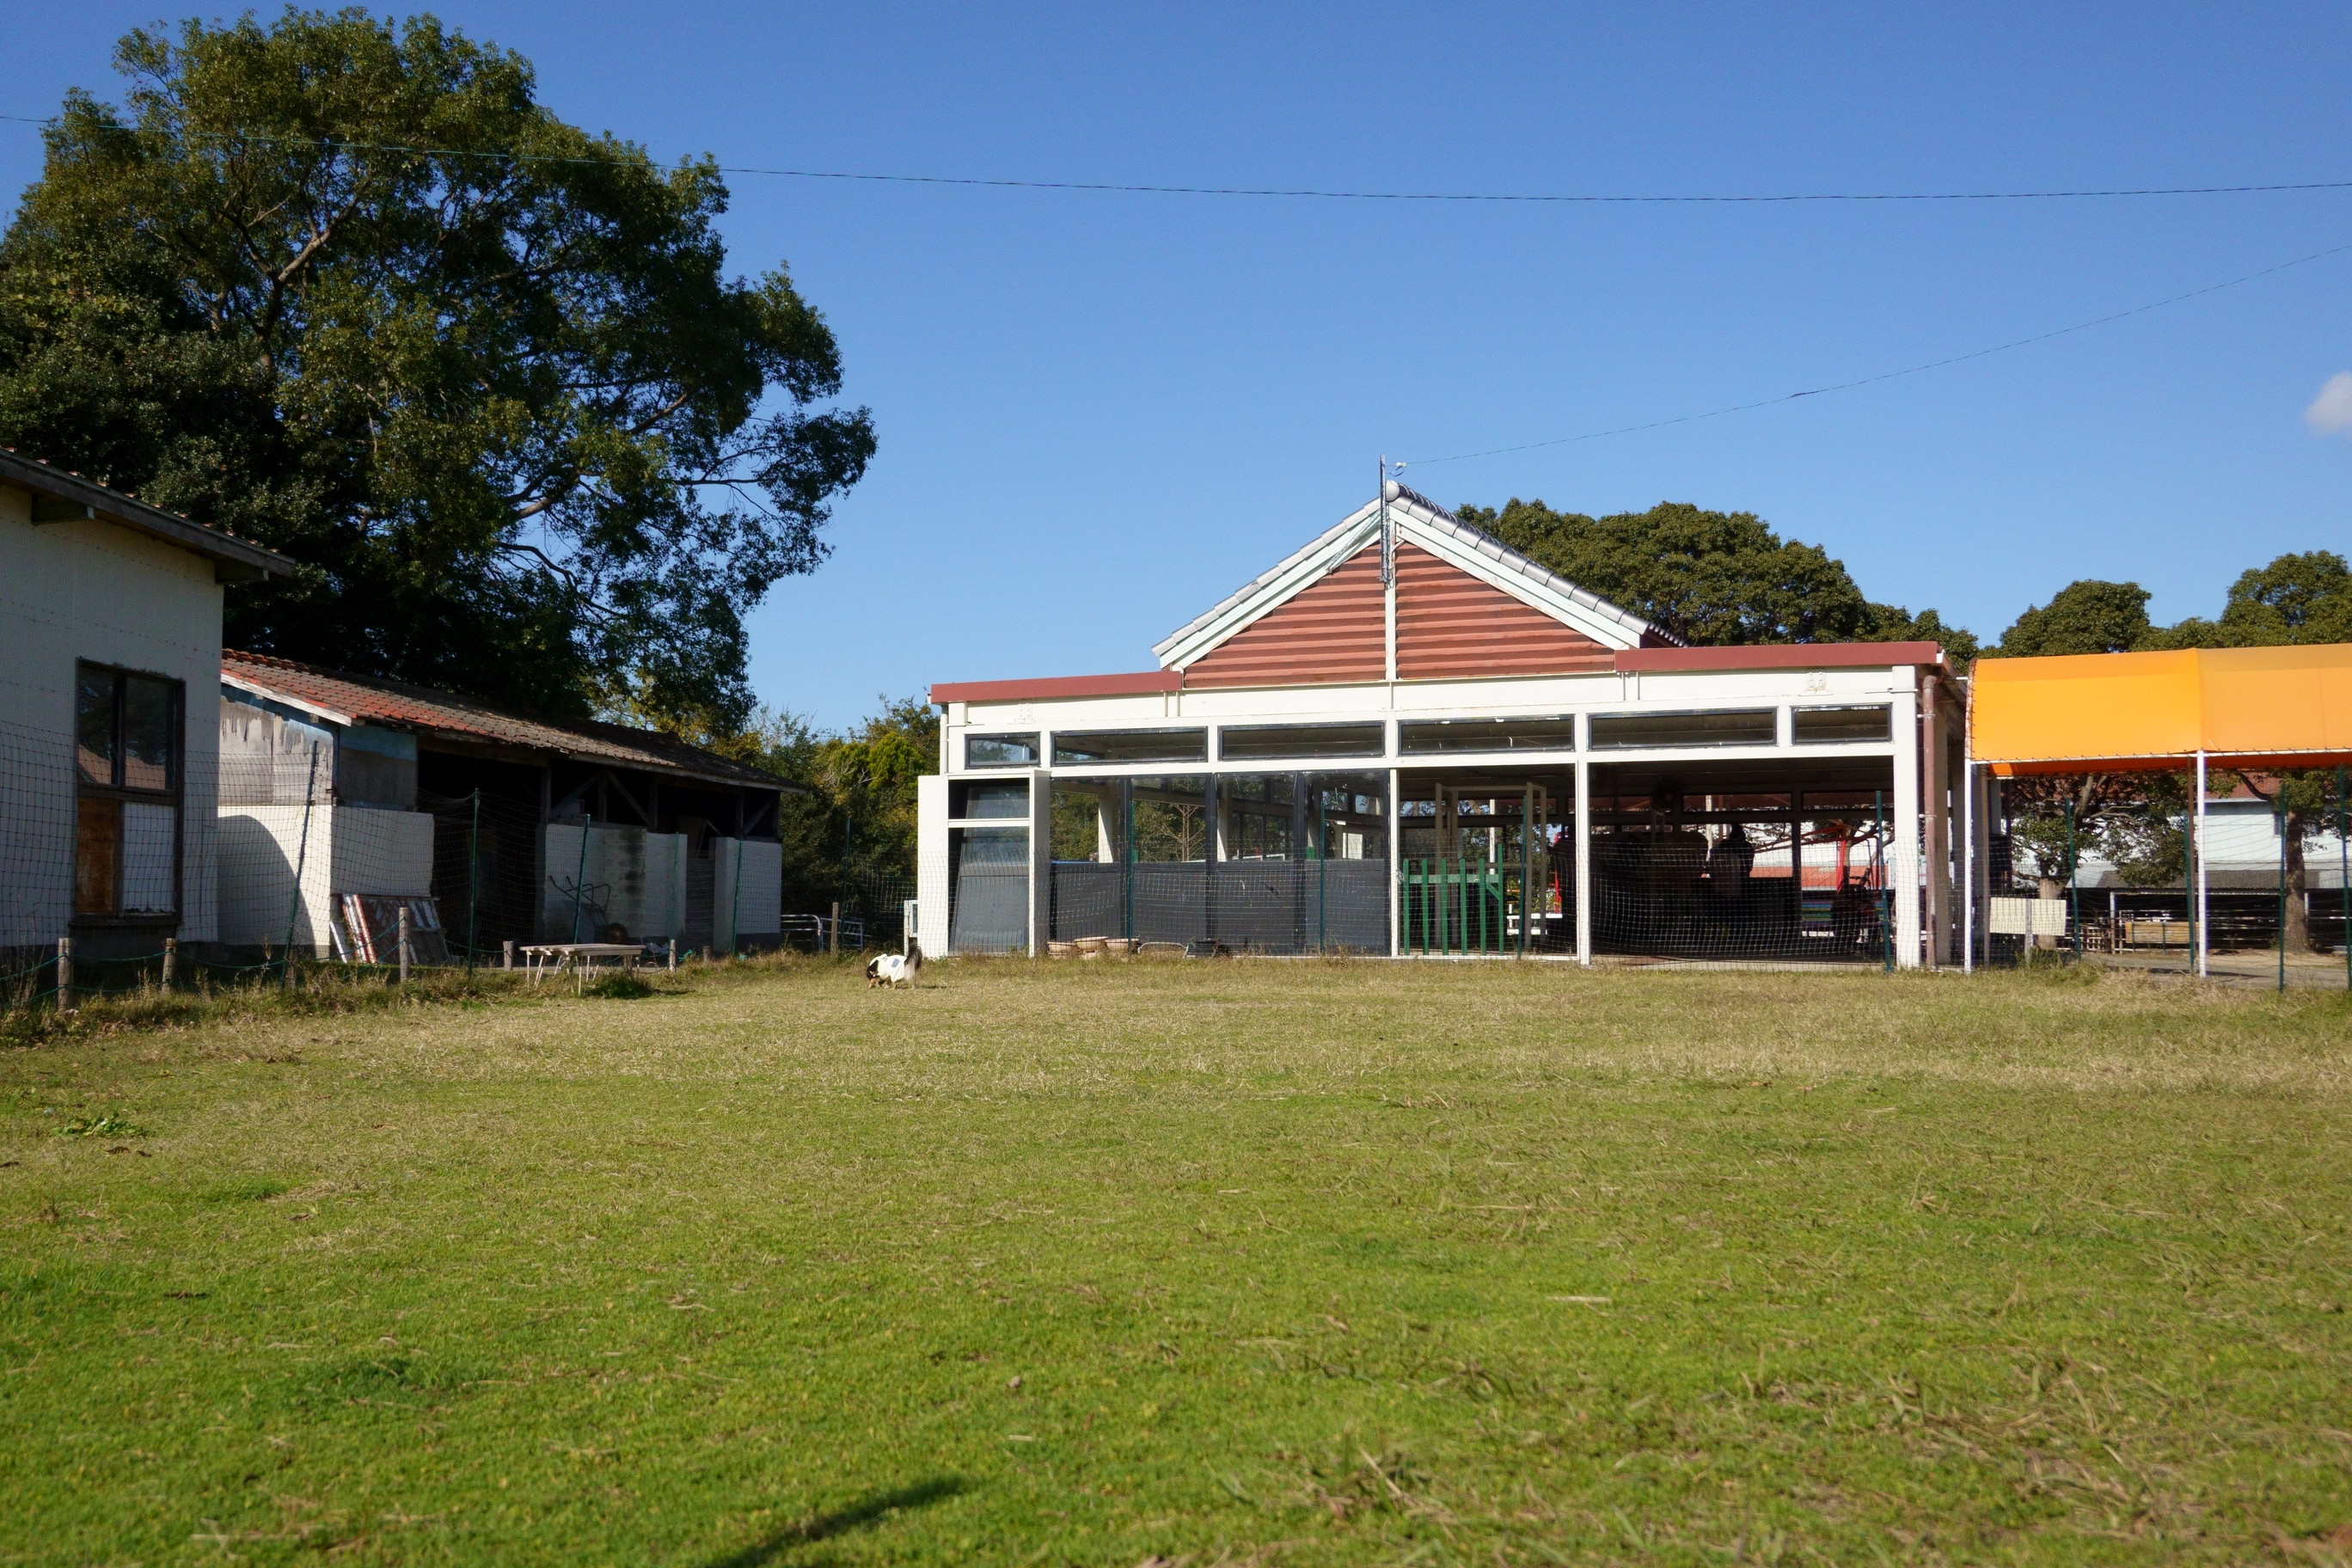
top-left (1970, 644), bottom-right (2352, 775)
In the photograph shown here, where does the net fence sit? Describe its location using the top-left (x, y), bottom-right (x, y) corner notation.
top-left (1988, 764), bottom-right (2350, 988)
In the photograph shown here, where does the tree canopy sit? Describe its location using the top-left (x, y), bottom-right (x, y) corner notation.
top-left (1455, 499), bottom-right (1979, 661)
top-left (0, 8), bottom-right (873, 727)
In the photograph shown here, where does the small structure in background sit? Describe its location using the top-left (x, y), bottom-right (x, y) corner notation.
top-left (217, 652), bottom-right (791, 961)
top-left (0, 449), bottom-right (292, 965)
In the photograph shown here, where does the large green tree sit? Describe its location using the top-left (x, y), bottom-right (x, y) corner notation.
top-left (1456, 499), bottom-right (1979, 660)
top-left (0, 9), bottom-right (873, 726)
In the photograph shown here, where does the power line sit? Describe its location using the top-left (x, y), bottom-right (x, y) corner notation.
top-left (3, 111), bottom-right (2350, 205)
top-left (1408, 237), bottom-right (2352, 466)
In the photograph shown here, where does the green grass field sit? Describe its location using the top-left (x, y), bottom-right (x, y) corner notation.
top-left (3, 959), bottom-right (2349, 1566)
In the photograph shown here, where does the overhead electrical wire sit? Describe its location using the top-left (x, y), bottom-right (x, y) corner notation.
top-left (3, 111), bottom-right (2350, 204)
top-left (1406, 237), bottom-right (2352, 465)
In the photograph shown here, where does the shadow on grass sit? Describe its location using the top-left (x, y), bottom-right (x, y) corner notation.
top-left (700, 1476), bottom-right (968, 1567)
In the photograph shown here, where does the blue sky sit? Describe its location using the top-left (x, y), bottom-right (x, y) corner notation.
top-left (7, 3), bottom-right (2352, 727)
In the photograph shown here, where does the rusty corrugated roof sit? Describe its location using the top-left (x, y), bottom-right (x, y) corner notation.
top-left (221, 651), bottom-right (787, 790)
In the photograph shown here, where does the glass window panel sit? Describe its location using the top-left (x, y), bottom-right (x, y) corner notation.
top-left (120, 801), bottom-right (177, 911)
top-left (951, 781), bottom-right (1030, 818)
top-left (950, 824), bottom-right (1028, 864)
top-left (1217, 722), bottom-right (1386, 761)
top-left (1053, 728), bottom-right (1208, 766)
top-left (1589, 709), bottom-right (1777, 750)
top-left (965, 732), bottom-right (1039, 769)
top-left (1127, 775), bottom-right (1210, 862)
top-left (1398, 717), bottom-right (1578, 754)
top-left (1792, 704), bottom-right (1892, 744)
top-left (77, 665), bottom-right (116, 785)
top-left (122, 677), bottom-right (176, 793)
top-left (74, 796), bottom-right (120, 915)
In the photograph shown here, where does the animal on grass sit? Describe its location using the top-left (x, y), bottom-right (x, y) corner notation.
top-left (866, 940), bottom-right (924, 989)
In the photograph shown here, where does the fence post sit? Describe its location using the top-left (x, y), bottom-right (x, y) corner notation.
top-left (56, 937), bottom-right (72, 1013)
top-left (829, 901), bottom-right (841, 956)
top-left (502, 940), bottom-right (514, 971)
top-left (397, 906), bottom-right (412, 986)
top-left (2278, 796), bottom-right (2288, 994)
top-left (668, 936), bottom-right (677, 972)
top-left (2065, 799), bottom-right (2079, 959)
top-left (2339, 764), bottom-right (2349, 993)
top-left (465, 789), bottom-right (481, 975)
top-left (162, 936), bottom-right (177, 991)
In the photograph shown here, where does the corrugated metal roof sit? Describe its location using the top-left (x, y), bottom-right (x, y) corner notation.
top-left (221, 652), bottom-right (787, 790)
top-left (1152, 487), bottom-right (1673, 667)
top-left (2, 448), bottom-right (293, 581)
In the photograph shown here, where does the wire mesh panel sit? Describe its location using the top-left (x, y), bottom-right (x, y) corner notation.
top-left (1588, 787), bottom-right (1894, 966)
top-left (1048, 858), bottom-right (1391, 954)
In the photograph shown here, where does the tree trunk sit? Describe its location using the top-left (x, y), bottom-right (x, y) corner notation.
top-left (2285, 811), bottom-right (2314, 952)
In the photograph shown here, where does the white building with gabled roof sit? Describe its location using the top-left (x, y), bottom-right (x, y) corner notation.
top-left (919, 486), bottom-right (1960, 967)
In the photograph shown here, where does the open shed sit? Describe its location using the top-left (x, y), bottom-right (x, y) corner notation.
top-left (920, 486), bottom-right (1962, 966)
top-left (217, 652), bottom-right (792, 959)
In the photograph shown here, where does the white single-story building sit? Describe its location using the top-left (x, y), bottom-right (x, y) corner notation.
top-left (917, 485), bottom-right (1963, 965)
top-left (217, 652), bottom-right (790, 959)
top-left (0, 449), bottom-right (291, 960)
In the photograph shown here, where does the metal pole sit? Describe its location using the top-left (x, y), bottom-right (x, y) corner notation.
top-left (572, 812), bottom-right (592, 943)
top-left (1315, 787), bottom-right (1327, 952)
top-left (397, 905), bottom-right (412, 986)
top-left (732, 836), bottom-right (744, 958)
top-left (1520, 782), bottom-right (1533, 958)
top-left (2339, 764), bottom-right (2349, 993)
top-left (465, 788), bottom-right (481, 974)
top-left (2065, 798), bottom-right (2079, 959)
top-left (1962, 753), bottom-right (1975, 973)
top-left (830, 900), bottom-right (842, 956)
top-left (2278, 794), bottom-right (2288, 993)
top-left (283, 743), bottom-right (321, 989)
top-left (1876, 790), bottom-right (1891, 973)
top-left (2194, 752), bottom-right (2209, 977)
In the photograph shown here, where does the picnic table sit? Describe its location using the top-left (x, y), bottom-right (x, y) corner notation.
top-left (518, 942), bottom-right (650, 985)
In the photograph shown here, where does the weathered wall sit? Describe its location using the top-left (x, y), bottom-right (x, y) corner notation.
top-left (215, 804), bottom-right (432, 952)
top-left (541, 824), bottom-right (692, 943)
top-left (0, 488), bottom-right (227, 942)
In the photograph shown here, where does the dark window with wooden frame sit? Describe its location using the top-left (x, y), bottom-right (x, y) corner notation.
top-left (74, 663), bottom-right (183, 919)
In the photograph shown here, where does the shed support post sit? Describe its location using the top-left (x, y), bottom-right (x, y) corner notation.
top-left (1892, 680), bottom-right (1923, 968)
top-left (1027, 767), bottom-right (1052, 958)
top-left (1387, 767), bottom-right (1401, 958)
top-left (1574, 750), bottom-right (1592, 967)
top-left (2194, 751), bottom-right (2209, 977)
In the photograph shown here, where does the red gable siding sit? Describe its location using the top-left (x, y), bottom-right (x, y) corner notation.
top-left (1394, 542), bottom-right (1613, 680)
top-left (1183, 545), bottom-right (1387, 688)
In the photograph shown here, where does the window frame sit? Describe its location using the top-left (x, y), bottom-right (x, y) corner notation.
top-left (1397, 716), bottom-right (1581, 756)
top-left (71, 661), bottom-right (185, 924)
top-left (963, 732), bottom-right (1042, 770)
top-left (1216, 721), bottom-right (1388, 762)
top-left (1587, 707), bottom-right (1779, 751)
top-left (1050, 727), bottom-right (1210, 768)
top-left (1791, 704), bottom-right (1895, 744)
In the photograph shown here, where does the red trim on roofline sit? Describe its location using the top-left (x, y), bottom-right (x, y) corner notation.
top-left (930, 671), bottom-right (1184, 705)
top-left (1614, 642), bottom-right (1945, 674)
